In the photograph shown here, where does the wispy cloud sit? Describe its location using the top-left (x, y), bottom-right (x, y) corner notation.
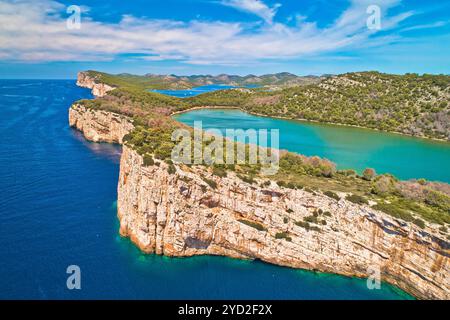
top-left (401, 20), bottom-right (449, 32)
top-left (219, 0), bottom-right (281, 24)
top-left (0, 0), bottom-right (414, 65)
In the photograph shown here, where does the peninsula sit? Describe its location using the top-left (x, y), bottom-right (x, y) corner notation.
top-left (70, 71), bottom-right (450, 299)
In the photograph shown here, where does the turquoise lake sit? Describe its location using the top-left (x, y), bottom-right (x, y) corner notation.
top-left (0, 80), bottom-right (413, 299)
top-left (153, 84), bottom-right (259, 98)
top-left (174, 109), bottom-right (450, 183)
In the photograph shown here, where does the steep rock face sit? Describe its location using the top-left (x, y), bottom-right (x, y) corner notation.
top-left (77, 72), bottom-right (115, 97)
top-left (69, 104), bottom-right (134, 143)
top-left (117, 145), bottom-right (449, 300)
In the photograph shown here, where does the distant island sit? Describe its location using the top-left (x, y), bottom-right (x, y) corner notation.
top-left (71, 70), bottom-right (449, 299)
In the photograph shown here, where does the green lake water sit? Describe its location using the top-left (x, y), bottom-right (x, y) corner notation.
top-left (174, 109), bottom-right (450, 183)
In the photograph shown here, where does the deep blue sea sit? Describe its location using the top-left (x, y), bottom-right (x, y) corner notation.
top-left (0, 80), bottom-right (412, 299)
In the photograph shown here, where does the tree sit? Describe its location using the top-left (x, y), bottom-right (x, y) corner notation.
top-left (363, 168), bottom-right (376, 181)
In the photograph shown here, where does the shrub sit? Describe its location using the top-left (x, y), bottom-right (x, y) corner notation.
top-left (283, 217), bottom-right (289, 223)
top-left (323, 211), bottom-right (332, 217)
top-left (417, 178), bottom-right (427, 185)
top-left (238, 174), bottom-right (255, 184)
top-left (167, 164), bottom-right (176, 174)
top-left (238, 219), bottom-right (267, 232)
top-left (413, 218), bottom-right (426, 229)
top-left (143, 154), bottom-right (154, 166)
top-left (304, 187), bottom-right (315, 194)
top-left (363, 168), bottom-right (376, 181)
top-left (371, 174), bottom-right (396, 195)
top-left (203, 177), bottom-right (218, 189)
top-left (212, 166), bottom-right (227, 178)
top-left (324, 190), bottom-right (340, 201)
top-left (373, 203), bottom-right (413, 222)
top-left (275, 232), bottom-right (292, 241)
top-left (346, 194), bottom-right (369, 205)
top-left (304, 215), bottom-right (319, 224)
top-left (295, 220), bottom-right (320, 232)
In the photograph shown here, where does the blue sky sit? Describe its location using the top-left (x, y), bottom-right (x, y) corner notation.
top-left (0, 0), bottom-right (449, 78)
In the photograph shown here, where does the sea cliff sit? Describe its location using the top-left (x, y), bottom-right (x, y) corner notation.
top-left (69, 103), bottom-right (449, 300)
top-left (77, 71), bottom-right (115, 97)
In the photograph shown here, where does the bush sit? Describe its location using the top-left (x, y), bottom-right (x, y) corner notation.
top-left (295, 220), bottom-right (320, 232)
top-left (413, 218), bottom-right (426, 229)
top-left (346, 194), bottom-right (369, 205)
top-left (167, 164), bottom-right (176, 174)
top-left (373, 203), bottom-right (413, 222)
top-left (238, 219), bottom-right (267, 232)
top-left (304, 215), bottom-right (319, 224)
top-left (324, 190), bottom-right (340, 201)
top-left (275, 232), bottom-right (292, 241)
top-left (417, 178), bottom-right (427, 185)
top-left (143, 154), bottom-right (154, 166)
top-left (203, 177), bottom-right (218, 189)
top-left (212, 166), bottom-right (227, 178)
top-left (283, 217), bottom-right (289, 223)
top-left (371, 174), bottom-right (396, 195)
top-left (238, 174), bottom-right (255, 185)
top-left (363, 168), bottom-right (376, 181)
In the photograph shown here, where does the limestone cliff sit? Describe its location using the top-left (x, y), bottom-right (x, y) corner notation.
top-left (69, 105), bottom-right (449, 300)
top-left (69, 104), bottom-right (134, 143)
top-left (77, 71), bottom-right (115, 97)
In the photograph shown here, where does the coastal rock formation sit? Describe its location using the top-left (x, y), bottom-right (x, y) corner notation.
top-left (69, 104), bottom-right (449, 300)
top-left (76, 71), bottom-right (115, 97)
top-left (69, 104), bottom-right (134, 143)
top-left (116, 146), bottom-right (449, 300)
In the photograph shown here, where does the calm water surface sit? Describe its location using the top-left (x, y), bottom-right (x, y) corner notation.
top-left (174, 109), bottom-right (450, 183)
top-left (0, 80), bottom-right (412, 299)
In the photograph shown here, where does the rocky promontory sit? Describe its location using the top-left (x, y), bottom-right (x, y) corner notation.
top-left (76, 71), bottom-right (115, 97)
top-left (68, 103), bottom-right (449, 300)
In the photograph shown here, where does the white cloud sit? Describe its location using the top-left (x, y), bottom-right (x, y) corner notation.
top-left (219, 0), bottom-right (281, 24)
top-left (401, 20), bottom-right (449, 32)
top-left (0, 0), bottom-right (413, 65)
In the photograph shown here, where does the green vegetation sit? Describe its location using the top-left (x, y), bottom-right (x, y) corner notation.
top-left (203, 177), bottom-right (218, 189)
top-left (294, 220), bottom-right (320, 232)
top-left (346, 194), bottom-right (369, 205)
top-left (238, 219), bottom-right (268, 232)
top-left (275, 232), bottom-right (292, 241)
top-left (212, 166), bottom-right (227, 178)
top-left (167, 164), bottom-right (176, 174)
top-left (324, 190), bottom-right (340, 201)
top-left (143, 154), bottom-right (154, 166)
